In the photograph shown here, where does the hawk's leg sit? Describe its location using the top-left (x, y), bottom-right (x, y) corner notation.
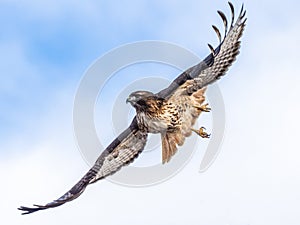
top-left (194, 103), bottom-right (211, 112)
top-left (192, 127), bottom-right (211, 138)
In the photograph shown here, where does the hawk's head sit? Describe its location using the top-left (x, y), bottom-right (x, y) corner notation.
top-left (126, 90), bottom-right (164, 113)
top-left (126, 91), bottom-right (154, 107)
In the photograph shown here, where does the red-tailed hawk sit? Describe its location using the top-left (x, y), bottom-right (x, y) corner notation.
top-left (19, 2), bottom-right (246, 215)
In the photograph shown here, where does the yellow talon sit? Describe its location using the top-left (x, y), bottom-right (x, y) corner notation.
top-left (192, 127), bottom-right (211, 138)
top-left (194, 103), bottom-right (211, 112)
top-left (199, 103), bottom-right (211, 112)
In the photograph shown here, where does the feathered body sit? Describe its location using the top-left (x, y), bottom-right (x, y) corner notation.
top-left (128, 88), bottom-right (207, 163)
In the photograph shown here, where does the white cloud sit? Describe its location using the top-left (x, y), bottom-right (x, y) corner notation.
top-left (1, 0), bottom-right (300, 224)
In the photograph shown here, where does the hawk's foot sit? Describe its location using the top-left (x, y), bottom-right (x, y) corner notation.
top-left (199, 103), bottom-right (211, 112)
top-left (194, 103), bottom-right (211, 112)
top-left (192, 127), bottom-right (211, 138)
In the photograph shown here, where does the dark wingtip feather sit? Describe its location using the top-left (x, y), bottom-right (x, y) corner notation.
top-left (240, 3), bottom-right (244, 17)
top-left (241, 10), bottom-right (247, 19)
top-left (217, 10), bottom-right (228, 37)
top-left (18, 205), bottom-right (45, 215)
top-left (212, 25), bottom-right (222, 43)
top-left (228, 2), bottom-right (235, 27)
top-left (207, 43), bottom-right (216, 56)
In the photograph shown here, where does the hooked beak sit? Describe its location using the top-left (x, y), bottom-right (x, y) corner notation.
top-left (126, 96), bottom-right (137, 105)
top-left (126, 96), bottom-right (133, 104)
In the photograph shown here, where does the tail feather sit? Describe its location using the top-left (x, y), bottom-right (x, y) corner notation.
top-left (161, 131), bottom-right (183, 163)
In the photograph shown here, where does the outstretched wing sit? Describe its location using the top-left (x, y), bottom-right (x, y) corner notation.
top-left (157, 2), bottom-right (247, 99)
top-left (18, 119), bottom-right (147, 215)
top-left (158, 2), bottom-right (246, 163)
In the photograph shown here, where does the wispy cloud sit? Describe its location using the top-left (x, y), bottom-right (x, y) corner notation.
top-left (1, 0), bottom-right (300, 224)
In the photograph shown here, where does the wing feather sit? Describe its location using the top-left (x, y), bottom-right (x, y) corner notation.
top-left (182, 4), bottom-right (246, 95)
top-left (18, 119), bottom-right (147, 215)
top-left (156, 2), bottom-right (246, 99)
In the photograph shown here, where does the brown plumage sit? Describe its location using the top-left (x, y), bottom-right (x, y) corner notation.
top-left (126, 88), bottom-right (206, 163)
top-left (19, 2), bottom-right (246, 215)
top-left (160, 87), bottom-right (207, 163)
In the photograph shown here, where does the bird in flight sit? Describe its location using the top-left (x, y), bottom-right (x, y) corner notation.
top-left (19, 2), bottom-right (246, 215)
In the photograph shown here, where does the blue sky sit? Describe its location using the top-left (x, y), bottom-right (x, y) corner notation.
top-left (1, 0), bottom-right (300, 224)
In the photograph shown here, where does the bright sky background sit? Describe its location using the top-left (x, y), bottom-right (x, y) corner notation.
top-left (1, 0), bottom-right (300, 224)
